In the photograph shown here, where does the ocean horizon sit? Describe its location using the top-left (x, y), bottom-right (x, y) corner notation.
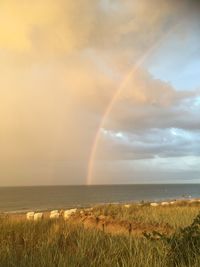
top-left (0, 184), bottom-right (200, 213)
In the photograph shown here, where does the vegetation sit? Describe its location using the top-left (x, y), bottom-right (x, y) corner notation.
top-left (144, 212), bottom-right (200, 267)
top-left (0, 203), bottom-right (200, 267)
top-left (91, 202), bottom-right (200, 229)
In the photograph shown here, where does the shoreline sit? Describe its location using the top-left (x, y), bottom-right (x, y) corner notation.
top-left (1, 198), bottom-right (200, 239)
top-left (1, 197), bottom-right (200, 216)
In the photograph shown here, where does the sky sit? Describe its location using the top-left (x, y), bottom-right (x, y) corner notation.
top-left (0, 0), bottom-right (200, 185)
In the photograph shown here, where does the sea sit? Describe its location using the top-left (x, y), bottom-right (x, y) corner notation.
top-left (0, 184), bottom-right (199, 213)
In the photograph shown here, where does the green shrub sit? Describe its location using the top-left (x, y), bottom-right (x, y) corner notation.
top-left (144, 212), bottom-right (200, 266)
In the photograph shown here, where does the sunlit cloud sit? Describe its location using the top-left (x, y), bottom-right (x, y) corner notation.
top-left (0, 0), bottom-right (200, 185)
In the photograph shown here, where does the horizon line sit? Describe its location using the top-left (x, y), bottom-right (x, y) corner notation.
top-left (0, 183), bottom-right (199, 187)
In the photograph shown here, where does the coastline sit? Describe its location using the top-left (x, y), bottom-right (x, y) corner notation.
top-left (0, 184), bottom-right (199, 214)
top-left (2, 197), bottom-right (200, 219)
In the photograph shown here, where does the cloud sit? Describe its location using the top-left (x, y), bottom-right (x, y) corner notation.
top-left (94, 68), bottom-right (200, 164)
top-left (0, 0), bottom-right (200, 185)
top-left (0, 0), bottom-right (97, 53)
top-left (0, 0), bottom-right (198, 56)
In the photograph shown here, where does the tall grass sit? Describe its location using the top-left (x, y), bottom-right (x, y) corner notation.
top-left (0, 204), bottom-right (200, 267)
top-left (91, 203), bottom-right (200, 229)
top-left (0, 218), bottom-right (167, 267)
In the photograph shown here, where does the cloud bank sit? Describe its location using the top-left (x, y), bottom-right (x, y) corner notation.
top-left (0, 0), bottom-right (200, 185)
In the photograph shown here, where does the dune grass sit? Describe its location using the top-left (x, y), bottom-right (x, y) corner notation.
top-left (0, 219), bottom-right (167, 267)
top-left (91, 202), bottom-right (200, 229)
top-left (0, 203), bottom-right (200, 267)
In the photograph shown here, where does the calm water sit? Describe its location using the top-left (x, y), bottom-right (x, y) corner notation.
top-left (0, 184), bottom-right (199, 213)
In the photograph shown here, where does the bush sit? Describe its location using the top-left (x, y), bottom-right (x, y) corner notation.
top-left (144, 212), bottom-right (200, 266)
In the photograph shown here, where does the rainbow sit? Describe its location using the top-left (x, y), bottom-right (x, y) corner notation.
top-left (86, 24), bottom-right (180, 185)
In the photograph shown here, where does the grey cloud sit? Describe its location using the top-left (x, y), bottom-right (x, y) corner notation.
top-left (96, 68), bottom-right (200, 161)
top-left (98, 127), bottom-right (200, 160)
